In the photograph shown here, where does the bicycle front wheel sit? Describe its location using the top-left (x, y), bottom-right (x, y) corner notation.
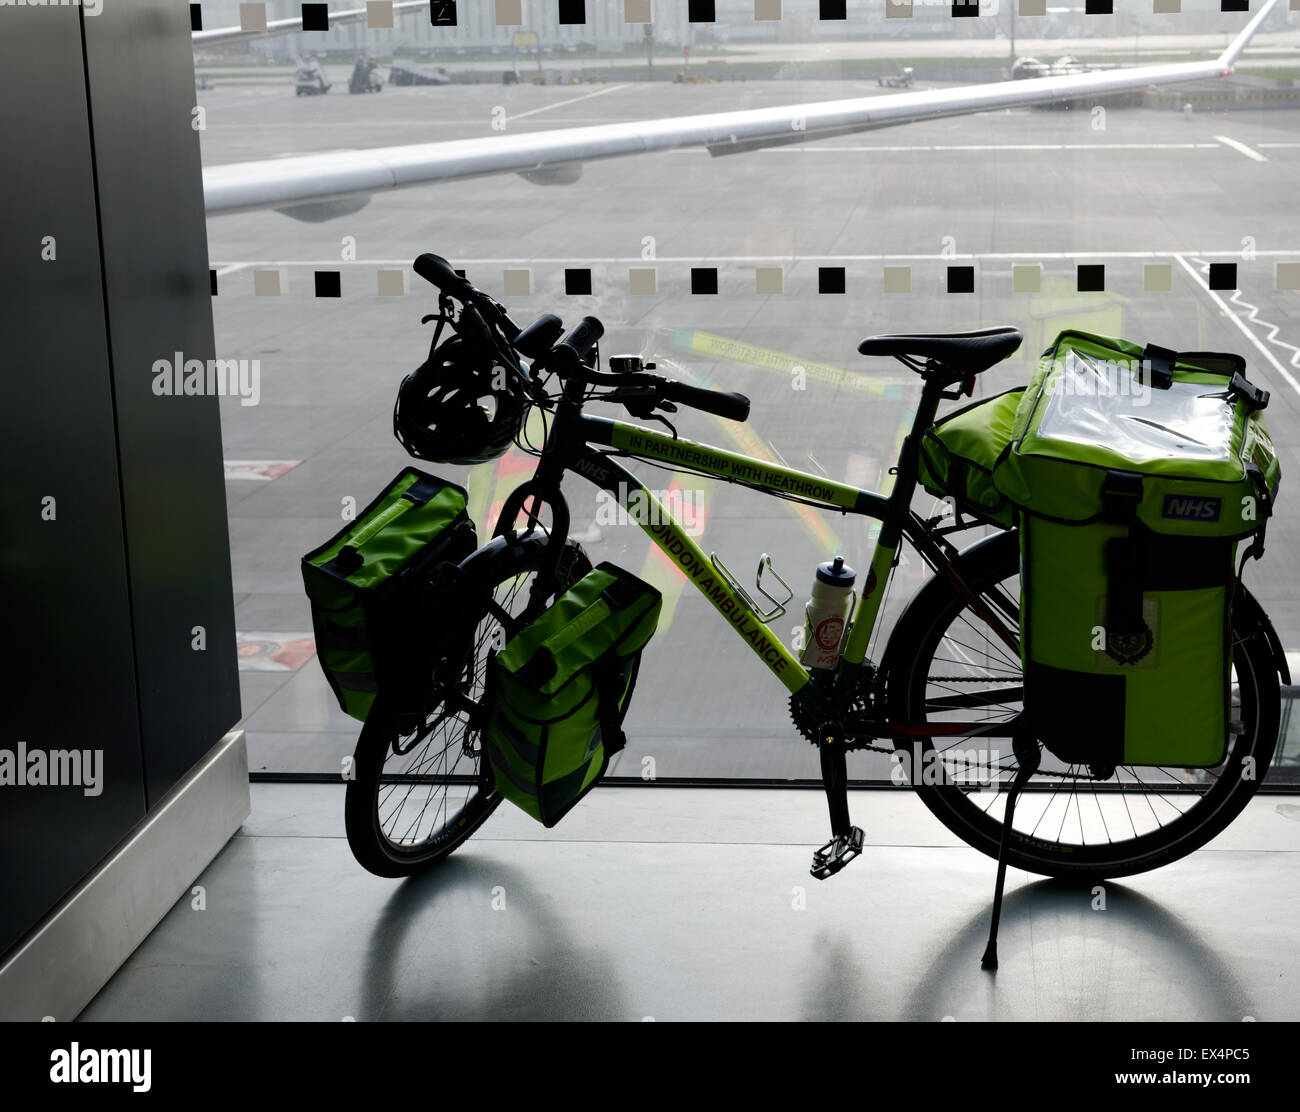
top-left (882, 529), bottom-right (1282, 880)
top-left (344, 531), bottom-right (588, 877)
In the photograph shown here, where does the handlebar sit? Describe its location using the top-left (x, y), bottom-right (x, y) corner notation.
top-left (413, 252), bottom-right (472, 298)
top-left (413, 252), bottom-right (521, 351)
top-left (555, 316), bottom-right (604, 365)
top-left (411, 252), bottom-right (747, 422)
top-left (663, 382), bottom-right (751, 423)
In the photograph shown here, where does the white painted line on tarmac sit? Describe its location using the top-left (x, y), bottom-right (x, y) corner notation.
top-left (1214, 135), bottom-right (1268, 162)
top-left (506, 84), bottom-right (632, 122)
top-left (1174, 254), bottom-right (1300, 401)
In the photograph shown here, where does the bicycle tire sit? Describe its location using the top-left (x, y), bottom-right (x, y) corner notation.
top-left (344, 530), bottom-right (587, 878)
top-left (882, 529), bottom-right (1282, 880)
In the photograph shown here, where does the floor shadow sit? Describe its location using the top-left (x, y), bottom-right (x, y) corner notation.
top-left (897, 878), bottom-right (1253, 1022)
top-left (356, 855), bottom-right (630, 1021)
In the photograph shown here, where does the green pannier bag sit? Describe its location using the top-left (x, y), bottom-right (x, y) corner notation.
top-left (484, 563), bottom-right (662, 826)
top-left (993, 330), bottom-right (1280, 768)
top-left (302, 468), bottom-right (477, 722)
top-left (917, 386), bottom-right (1024, 528)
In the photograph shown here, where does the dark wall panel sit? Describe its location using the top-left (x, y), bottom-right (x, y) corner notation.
top-left (0, 7), bottom-right (147, 959)
top-left (83, 0), bottom-right (241, 808)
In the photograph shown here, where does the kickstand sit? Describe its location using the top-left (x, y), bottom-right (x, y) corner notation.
top-left (810, 735), bottom-right (865, 880)
top-left (980, 735), bottom-right (1041, 970)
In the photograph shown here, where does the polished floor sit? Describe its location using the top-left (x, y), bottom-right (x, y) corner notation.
top-left (80, 784), bottom-right (1300, 1021)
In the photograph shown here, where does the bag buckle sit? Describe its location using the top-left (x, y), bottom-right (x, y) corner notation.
top-left (329, 545), bottom-right (364, 576)
top-left (1140, 343), bottom-right (1176, 390)
top-left (1229, 371), bottom-right (1270, 412)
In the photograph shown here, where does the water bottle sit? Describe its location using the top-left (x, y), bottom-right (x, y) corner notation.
top-left (800, 556), bottom-right (856, 670)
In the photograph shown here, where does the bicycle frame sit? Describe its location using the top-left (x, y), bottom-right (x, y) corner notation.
top-left (493, 373), bottom-right (1024, 739)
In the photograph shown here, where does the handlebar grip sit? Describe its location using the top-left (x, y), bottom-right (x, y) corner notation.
top-left (413, 253), bottom-right (472, 297)
top-left (664, 383), bottom-right (750, 423)
top-left (555, 316), bottom-right (604, 363)
top-left (458, 304), bottom-right (492, 346)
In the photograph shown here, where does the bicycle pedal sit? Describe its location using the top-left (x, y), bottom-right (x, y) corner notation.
top-left (810, 825), bottom-right (865, 880)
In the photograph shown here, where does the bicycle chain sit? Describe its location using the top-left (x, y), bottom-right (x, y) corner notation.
top-left (788, 672), bottom-right (1109, 782)
top-left (787, 677), bottom-right (895, 755)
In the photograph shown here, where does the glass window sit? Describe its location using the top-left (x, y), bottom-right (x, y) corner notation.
top-left (198, 0), bottom-right (1300, 782)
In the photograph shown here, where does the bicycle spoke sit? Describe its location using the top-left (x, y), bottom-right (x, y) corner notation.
top-left (367, 552), bottom-right (566, 856)
top-left (898, 534), bottom-right (1270, 871)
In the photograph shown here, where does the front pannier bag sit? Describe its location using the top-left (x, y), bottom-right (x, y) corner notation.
top-left (484, 563), bottom-right (662, 826)
top-left (302, 468), bottom-right (477, 722)
top-left (994, 331), bottom-right (1280, 767)
top-left (917, 386), bottom-right (1025, 528)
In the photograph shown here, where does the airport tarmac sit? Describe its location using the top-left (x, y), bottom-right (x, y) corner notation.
top-left (199, 79), bottom-right (1300, 780)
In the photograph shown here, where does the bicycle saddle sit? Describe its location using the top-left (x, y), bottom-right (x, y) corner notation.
top-left (857, 327), bottom-right (1023, 374)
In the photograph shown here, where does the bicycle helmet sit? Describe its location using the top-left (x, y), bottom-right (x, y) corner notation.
top-left (394, 335), bottom-right (524, 465)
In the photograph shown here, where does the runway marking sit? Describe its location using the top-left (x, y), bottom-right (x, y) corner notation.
top-left (506, 84), bottom-right (631, 122)
top-left (1174, 254), bottom-right (1300, 401)
top-left (214, 263), bottom-right (254, 277)
top-left (760, 143), bottom-right (1222, 152)
top-left (1214, 135), bottom-right (1268, 162)
top-left (1257, 143), bottom-right (1300, 149)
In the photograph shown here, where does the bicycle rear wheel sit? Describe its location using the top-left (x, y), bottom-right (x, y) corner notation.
top-left (344, 532), bottom-right (587, 877)
top-left (882, 529), bottom-right (1282, 880)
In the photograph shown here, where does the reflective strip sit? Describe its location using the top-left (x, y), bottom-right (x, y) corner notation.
top-left (483, 734), bottom-right (538, 797)
top-left (540, 757), bottom-right (597, 817)
top-left (317, 620), bottom-right (368, 650)
top-left (490, 711), bottom-right (540, 764)
top-left (332, 670), bottom-right (378, 693)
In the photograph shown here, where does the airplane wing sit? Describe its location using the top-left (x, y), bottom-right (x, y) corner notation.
top-left (202, 0), bottom-right (1282, 218)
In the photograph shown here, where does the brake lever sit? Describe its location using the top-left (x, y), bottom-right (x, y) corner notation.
top-left (591, 383), bottom-right (679, 426)
top-left (644, 412), bottom-right (678, 439)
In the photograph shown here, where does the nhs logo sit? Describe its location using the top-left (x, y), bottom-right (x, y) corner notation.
top-left (1162, 495), bottom-right (1220, 522)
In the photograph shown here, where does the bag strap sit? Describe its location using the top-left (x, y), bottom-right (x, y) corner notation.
top-left (525, 573), bottom-right (652, 677)
top-left (1240, 461), bottom-right (1273, 566)
top-left (540, 598), bottom-right (613, 658)
top-left (599, 571), bottom-right (645, 611)
top-left (339, 497), bottom-right (416, 553)
top-left (320, 478), bottom-right (453, 579)
top-left (1100, 470), bottom-right (1146, 637)
top-left (1176, 350), bottom-right (1247, 377)
top-left (1142, 344), bottom-right (1269, 412)
top-left (402, 472), bottom-right (449, 505)
top-left (591, 652), bottom-right (628, 757)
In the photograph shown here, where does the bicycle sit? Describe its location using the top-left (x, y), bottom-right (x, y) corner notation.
top-left (343, 253), bottom-right (1287, 961)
